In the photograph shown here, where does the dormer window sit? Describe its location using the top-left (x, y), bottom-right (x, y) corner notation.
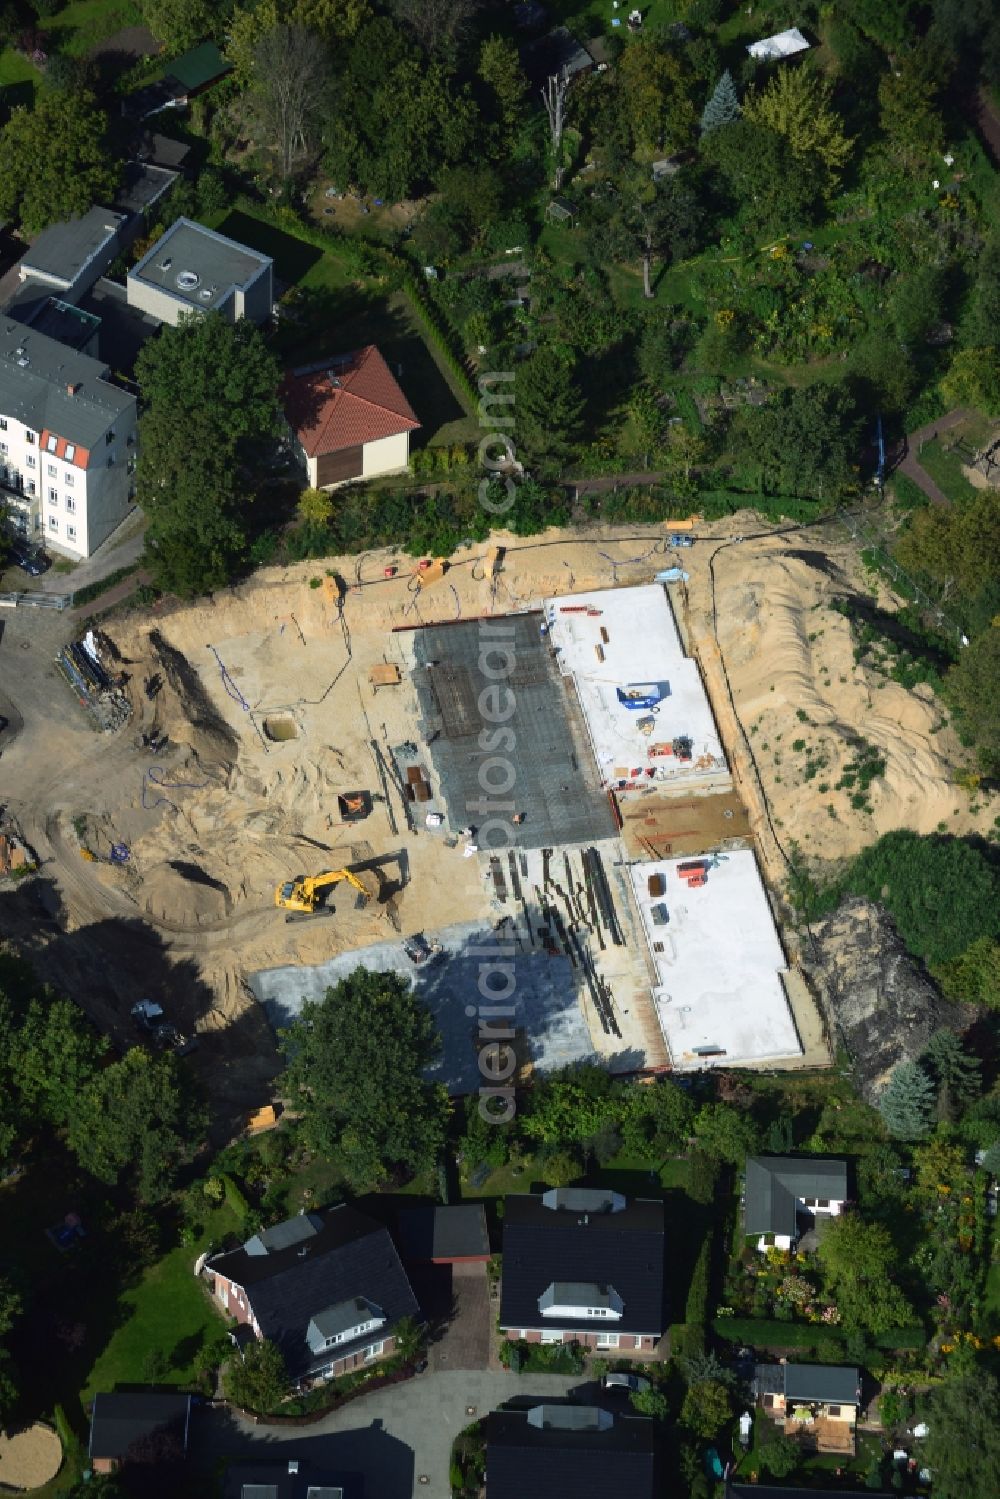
top-left (538, 1282), bottom-right (624, 1321)
top-left (46, 435), bottom-right (57, 452)
top-left (65, 444), bottom-right (76, 462)
top-left (306, 1298), bottom-right (385, 1356)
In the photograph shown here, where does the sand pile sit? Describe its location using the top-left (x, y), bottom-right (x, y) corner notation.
top-left (0, 1424), bottom-right (62, 1490)
top-left (697, 539), bottom-right (990, 868)
top-left (142, 860), bottom-right (232, 926)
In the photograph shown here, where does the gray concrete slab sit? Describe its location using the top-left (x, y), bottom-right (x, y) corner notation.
top-left (250, 921), bottom-right (599, 1094)
top-left (191, 1369), bottom-right (581, 1498)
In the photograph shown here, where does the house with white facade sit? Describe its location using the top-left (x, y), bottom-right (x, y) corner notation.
top-left (282, 345), bottom-right (420, 488)
top-left (0, 317), bottom-right (137, 558)
top-left (743, 1155), bottom-right (848, 1252)
top-left (127, 217), bottom-right (273, 327)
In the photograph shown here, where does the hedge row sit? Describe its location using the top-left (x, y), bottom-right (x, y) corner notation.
top-left (401, 275), bottom-right (479, 411)
top-left (713, 1317), bottom-right (926, 1351)
top-left (72, 562), bottom-right (139, 608)
top-left (219, 1172), bottom-right (252, 1224)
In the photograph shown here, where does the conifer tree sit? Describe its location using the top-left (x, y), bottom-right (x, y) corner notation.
top-left (700, 70), bottom-right (740, 135)
top-left (877, 1061), bottom-right (935, 1140)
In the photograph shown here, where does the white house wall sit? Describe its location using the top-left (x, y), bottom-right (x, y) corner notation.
top-left (362, 430), bottom-right (409, 479)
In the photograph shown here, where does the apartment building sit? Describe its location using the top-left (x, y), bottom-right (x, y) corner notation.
top-left (0, 317), bottom-right (137, 558)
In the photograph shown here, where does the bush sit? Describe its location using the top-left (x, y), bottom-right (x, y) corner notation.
top-left (218, 1172), bottom-right (252, 1224)
top-left (712, 1317), bottom-right (925, 1351)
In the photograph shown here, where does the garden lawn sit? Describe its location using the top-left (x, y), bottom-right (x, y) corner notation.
top-left (44, 0), bottom-right (142, 57)
top-left (82, 1202), bottom-right (241, 1401)
top-left (916, 438), bottom-right (984, 507)
top-left (0, 47), bottom-right (41, 97)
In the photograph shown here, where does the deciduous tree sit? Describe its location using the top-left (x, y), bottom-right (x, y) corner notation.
top-left (879, 42), bottom-right (949, 169)
top-left (743, 67), bottom-right (853, 190)
top-left (680, 1379), bottom-right (731, 1438)
top-left (67, 1049), bottom-right (205, 1202)
top-left (618, 37), bottom-right (697, 156)
top-left (692, 1102), bottom-right (759, 1164)
top-left (135, 313), bottom-right (282, 596)
top-left (921, 1373), bottom-right (1000, 1499)
top-left (846, 831), bottom-right (1000, 965)
top-left (817, 1213), bottom-right (914, 1333)
top-left (141, 0), bottom-right (214, 50)
top-left (390, 0), bottom-right (478, 57)
top-left (0, 90), bottom-right (118, 234)
top-left (223, 1337), bottom-right (288, 1414)
top-left (940, 346), bottom-right (1000, 415)
top-left (935, 936), bottom-right (1000, 1007)
top-left (251, 23), bottom-right (330, 179)
top-left (479, 34), bottom-right (527, 140)
top-left (278, 970), bottom-right (448, 1187)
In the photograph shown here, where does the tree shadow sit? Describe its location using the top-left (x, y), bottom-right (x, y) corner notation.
top-left (190, 1407), bottom-right (410, 1499)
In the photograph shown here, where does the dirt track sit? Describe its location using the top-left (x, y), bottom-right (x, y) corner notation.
top-left (0, 516), bottom-right (993, 1119)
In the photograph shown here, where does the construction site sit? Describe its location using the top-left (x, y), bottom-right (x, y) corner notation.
top-left (2, 515), bottom-right (995, 1117)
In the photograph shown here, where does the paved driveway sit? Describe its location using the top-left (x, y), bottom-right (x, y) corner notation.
top-left (193, 1370), bottom-right (582, 1497)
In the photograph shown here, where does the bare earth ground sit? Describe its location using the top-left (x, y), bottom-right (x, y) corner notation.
top-left (0, 516), bottom-right (993, 1119)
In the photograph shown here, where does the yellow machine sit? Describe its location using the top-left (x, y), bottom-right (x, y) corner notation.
top-left (274, 867), bottom-right (376, 919)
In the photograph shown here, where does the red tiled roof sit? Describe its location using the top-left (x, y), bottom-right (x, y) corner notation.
top-left (39, 429), bottom-right (91, 469)
top-left (282, 345), bottom-right (420, 458)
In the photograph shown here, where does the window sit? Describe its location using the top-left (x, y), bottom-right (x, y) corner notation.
top-left (763, 1394), bottom-right (775, 1408)
top-left (107, 453), bottom-right (115, 467)
top-left (827, 1405), bottom-right (841, 1417)
top-left (47, 464), bottom-right (56, 477)
top-left (65, 471), bottom-right (74, 487)
top-left (45, 434), bottom-right (57, 452)
top-left (0, 442), bottom-right (6, 454)
top-left (541, 1331), bottom-right (562, 1345)
top-left (106, 429), bottom-right (115, 445)
top-left (0, 418), bottom-right (6, 431)
top-left (66, 524), bottom-right (77, 542)
top-left (48, 488), bottom-right (58, 504)
top-left (65, 496), bottom-right (75, 513)
top-left (816, 1199), bottom-right (829, 1209)
top-left (48, 515), bottom-right (58, 532)
top-left (364, 1341), bottom-right (384, 1361)
top-left (596, 1333), bottom-right (619, 1349)
top-left (26, 481), bottom-right (35, 495)
top-left (25, 430), bottom-right (35, 445)
top-left (65, 443), bottom-right (75, 462)
top-left (25, 454), bottom-right (35, 468)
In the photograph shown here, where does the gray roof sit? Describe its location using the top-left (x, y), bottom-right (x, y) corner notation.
top-left (245, 1211), bottom-right (323, 1257)
top-left (129, 217), bottom-right (271, 314)
top-left (306, 1296), bottom-right (380, 1351)
top-left (21, 207), bottom-right (124, 287)
top-left (4, 281), bottom-right (101, 354)
top-left (744, 1155), bottom-right (848, 1238)
top-left (783, 1363), bottom-right (860, 1405)
top-left (113, 161), bottom-right (178, 218)
top-left (0, 318), bottom-right (134, 449)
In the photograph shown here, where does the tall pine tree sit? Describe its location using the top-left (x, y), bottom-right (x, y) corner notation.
top-left (700, 70), bottom-right (741, 135)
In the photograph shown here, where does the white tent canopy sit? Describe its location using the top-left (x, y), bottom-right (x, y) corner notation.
top-left (747, 26), bottom-right (810, 61)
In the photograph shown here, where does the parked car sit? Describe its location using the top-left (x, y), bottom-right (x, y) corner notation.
top-left (602, 1373), bottom-right (651, 1395)
top-left (7, 540), bottom-right (51, 575)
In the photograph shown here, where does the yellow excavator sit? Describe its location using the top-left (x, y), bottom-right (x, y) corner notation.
top-left (274, 866), bottom-right (378, 921)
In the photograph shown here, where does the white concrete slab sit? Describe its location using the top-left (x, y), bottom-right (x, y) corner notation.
top-left (629, 850), bottom-right (802, 1068)
top-left (543, 584), bottom-right (727, 796)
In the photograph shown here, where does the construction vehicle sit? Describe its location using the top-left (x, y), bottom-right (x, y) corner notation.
top-left (274, 866), bottom-right (377, 920)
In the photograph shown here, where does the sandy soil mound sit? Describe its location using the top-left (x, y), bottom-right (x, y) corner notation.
top-left (698, 539), bottom-right (986, 868)
top-left (147, 629), bottom-right (239, 775)
top-left (142, 860), bottom-right (232, 926)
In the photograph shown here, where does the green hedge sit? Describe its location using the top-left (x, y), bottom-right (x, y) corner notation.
top-left (72, 562), bottom-right (140, 608)
top-left (401, 275), bottom-right (478, 411)
top-left (712, 1317), bottom-right (925, 1351)
top-left (219, 1172), bottom-right (251, 1223)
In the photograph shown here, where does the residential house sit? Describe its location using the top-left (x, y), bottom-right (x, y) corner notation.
top-left (0, 317), bottom-right (137, 557)
top-left (127, 218), bottom-right (273, 327)
top-left (204, 1204), bottom-right (420, 1385)
top-left (88, 1391), bottom-right (192, 1474)
top-left (754, 1362), bottom-right (861, 1455)
top-left (498, 1188), bottom-right (666, 1354)
top-left (396, 1203), bottom-right (490, 1264)
top-left (281, 346), bottom-right (420, 488)
top-left (743, 1155), bottom-right (848, 1251)
top-left (123, 39), bottom-right (232, 121)
top-left (486, 1404), bottom-right (659, 1499)
top-left (18, 207), bottom-right (126, 304)
top-left (224, 1458), bottom-right (363, 1498)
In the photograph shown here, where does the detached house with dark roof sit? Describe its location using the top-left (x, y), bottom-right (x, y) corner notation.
top-left (0, 317), bottom-right (137, 557)
top-left (498, 1188), bottom-right (666, 1354)
top-left (743, 1155), bottom-right (848, 1251)
top-left (486, 1404), bottom-right (660, 1499)
top-left (754, 1362), bottom-right (861, 1455)
top-left (282, 345), bottom-right (420, 489)
top-left (88, 1391), bottom-right (192, 1475)
top-left (204, 1204), bottom-right (420, 1385)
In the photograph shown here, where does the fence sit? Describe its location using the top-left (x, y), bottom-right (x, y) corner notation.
top-left (0, 590), bottom-right (72, 610)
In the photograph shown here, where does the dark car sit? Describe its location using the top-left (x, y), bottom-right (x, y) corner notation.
top-left (7, 540), bottom-right (51, 575)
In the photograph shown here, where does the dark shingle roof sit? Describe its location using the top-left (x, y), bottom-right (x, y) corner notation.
top-left (0, 317), bottom-right (134, 449)
top-left (744, 1156), bottom-right (848, 1238)
top-left (21, 208), bottom-right (124, 288)
top-left (486, 1408), bottom-right (658, 1499)
top-left (397, 1204), bottom-right (489, 1261)
top-left (498, 1193), bottom-right (666, 1335)
top-left (208, 1205), bottom-right (420, 1379)
top-left (89, 1392), bottom-right (192, 1461)
top-left (165, 40), bottom-right (232, 94)
top-left (783, 1363), bottom-right (860, 1405)
top-left (223, 1460), bottom-right (363, 1499)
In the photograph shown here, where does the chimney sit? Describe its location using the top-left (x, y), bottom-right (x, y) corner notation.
top-left (67, 381), bottom-right (80, 396)
top-left (288, 1460), bottom-right (299, 1475)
